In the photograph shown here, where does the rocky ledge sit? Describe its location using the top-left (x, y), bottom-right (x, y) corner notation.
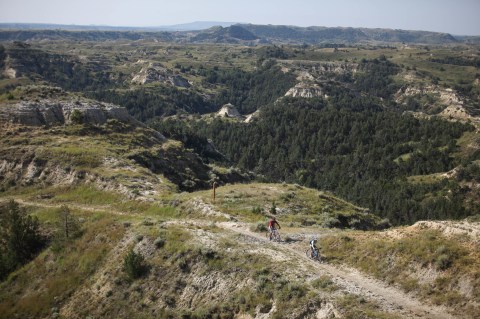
top-left (216, 103), bottom-right (243, 119)
top-left (0, 99), bottom-right (141, 127)
top-left (285, 82), bottom-right (327, 98)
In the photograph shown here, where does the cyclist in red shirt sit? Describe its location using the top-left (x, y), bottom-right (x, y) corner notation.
top-left (268, 217), bottom-right (281, 241)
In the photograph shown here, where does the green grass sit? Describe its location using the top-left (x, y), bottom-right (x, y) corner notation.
top-left (52, 185), bottom-right (123, 206)
top-left (179, 183), bottom-right (377, 227)
top-left (0, 215), bottom-right (124, 319)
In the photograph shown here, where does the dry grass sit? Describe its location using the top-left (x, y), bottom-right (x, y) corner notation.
top-left (321, 227), bottom-right (480, 318)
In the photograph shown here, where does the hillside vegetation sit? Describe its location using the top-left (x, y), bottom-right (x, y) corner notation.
top-left (1, 181), bottom-right (478, 318)
top-left (0, 31), bottom-right (479, 318)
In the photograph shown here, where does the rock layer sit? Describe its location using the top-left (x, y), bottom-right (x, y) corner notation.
top-left (0, 99), bottom-right (140, 127)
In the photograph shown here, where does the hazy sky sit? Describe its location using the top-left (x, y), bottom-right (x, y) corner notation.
top-left (1, 0), bottom-right (479, 35)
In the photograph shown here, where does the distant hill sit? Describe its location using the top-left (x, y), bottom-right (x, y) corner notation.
top-left (0, 22), bottom-right (467, 45)
top-left (160, 21), bottom-right (238, 31)
top-left (0, 23), bottom-right (155, 31)
top-left (360, 28), bottom-right (458, 44)
top-left (0, 21), bottom-right (239, 32)
top-left (237, 24), bottom-right (459, 44)
top-left (191, 25), bottom-right (258, 43)
top-left (0, 29), bottom-right (174, 42)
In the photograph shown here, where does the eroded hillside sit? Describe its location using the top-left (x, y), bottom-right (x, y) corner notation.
top-left (1, 35), bottom-right (480, 319)
top-left (1, 183), bottom-right (478, 318)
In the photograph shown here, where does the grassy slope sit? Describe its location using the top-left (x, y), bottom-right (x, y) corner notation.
top-left (321, 224), bottom-right (480, 318)
top-left (2, 181), bottom-right (477, 318)
top-left (0, 183), bottom-right (401, 319)
top-left (1, 41), bottom-right (479, 318)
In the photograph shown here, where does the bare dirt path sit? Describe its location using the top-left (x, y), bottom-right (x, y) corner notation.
top-left (217, 220), bottom-right (456, 319)
top-left (4, 196), bottom-right (457, 318)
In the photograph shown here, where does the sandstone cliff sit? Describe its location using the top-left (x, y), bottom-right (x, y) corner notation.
top-left (0, 98), bottom-right (144, 128)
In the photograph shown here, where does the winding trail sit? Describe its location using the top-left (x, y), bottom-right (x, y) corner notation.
top-left (217, 221), bottom-right (455, 319)
top-left (3, 197), bottom-right (129, 216)
top-left (217, 222), bottom-right (456, 319)
top-left (4, 196), bottom-right (457, 318)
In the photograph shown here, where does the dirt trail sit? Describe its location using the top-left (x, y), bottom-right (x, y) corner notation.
top-left (5, 196), bottom-right (457, 318)
top-left (217, 221), bottom-right (456, 319)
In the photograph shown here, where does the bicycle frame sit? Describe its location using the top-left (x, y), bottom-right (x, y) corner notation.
top-left (269, 229), bottom-right (281, 241)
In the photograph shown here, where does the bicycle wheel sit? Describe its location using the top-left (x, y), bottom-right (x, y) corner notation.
top-left (305, 248), bottom-right (311, 258)
top-left (273, 230), bottom-right (281, 242)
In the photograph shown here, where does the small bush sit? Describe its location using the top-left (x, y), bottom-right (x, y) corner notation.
top-left (276, 283), bottom-right (306, 301)
top-left (142, 219), bottom-right (154, 226)
top-left (322, 216), bottom-right (340, 228)
top-left (154, 237), bottom-right (165, 248)
top-left (70, 109), bottom-right (84, 124)
top-left (269, 202), bottom-right (277, 215)
top-left (256, 275), bottom-right (270, 291)
top-left (435, 254), bottom-right (452, 270)
top-left (201, 248), bottom-right (217, 259)
top-left (178, 257), bottom-right (190, 273)
top-left (250, 222), bottom-right (267, 232)
top-left (123, 249), bottom-right (147, 279)
top-left (312, 275), bottom-right (338, 292)
top-left (134, 234), bottom-right (144, 242)
top-left (251, 206), bottom-right (262, 215)
top-left (377, 218), bottom-right (391, 229)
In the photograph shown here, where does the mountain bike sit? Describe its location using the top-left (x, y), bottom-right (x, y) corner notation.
top-left (266, 228), bottom-right (281, 242)
top-left (305, 248), bottom-right (321, 262)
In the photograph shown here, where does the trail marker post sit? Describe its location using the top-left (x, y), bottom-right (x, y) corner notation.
top-left (212, 181), bottom-right (218, 203)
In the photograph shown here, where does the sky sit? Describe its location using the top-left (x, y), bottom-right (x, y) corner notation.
top-left (0, 0), bottom-right (479, 35)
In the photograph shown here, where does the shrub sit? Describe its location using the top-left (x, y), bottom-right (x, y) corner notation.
top-left (177, 257), bottom-right (190, 273)
top-left (251, 206), bottom-right (262, 215)
top-left (142, 219), bottom-right (154, 226)
top-left (269, 202), bottom-right (277, 215)
top-left (377, 218), bottom-right (391, 229)
top-left (322, 216), bottom-right (340, 228)
top-left (123, 249), bottom-right (147, 279)
top-left (70, 109), bottom-right (84, 124)
top-left (276, 283), bottom-right (306, 301)
top-left (250, 222), bottom-right (267, 232)
top-left (154, 237), bottom-right (165, 248)
top-left (435, 254), bottom-right (452, 270)
top-left (134, 234), bottom-right (144, 242)
top-left (0, 200), bottom-right (44, 280)
top-left (312, 275), bottom-right (338, 291)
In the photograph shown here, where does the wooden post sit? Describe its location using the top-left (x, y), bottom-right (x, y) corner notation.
top-left (212, 182), bottom-right (218, 203)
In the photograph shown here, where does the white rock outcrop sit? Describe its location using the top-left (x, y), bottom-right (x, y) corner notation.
top-left (216, 103), bottom-right (243, 119)
top-left (245, 110), bottom-right (260, 123)
top-left (285, 83), bottom-right (327, 98)
top-left (0, 99), bottom-right (146, 128)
